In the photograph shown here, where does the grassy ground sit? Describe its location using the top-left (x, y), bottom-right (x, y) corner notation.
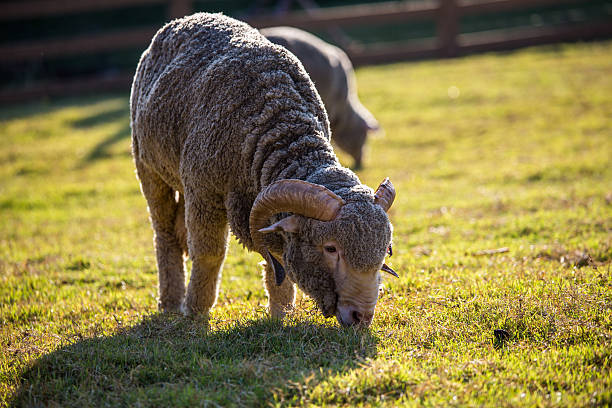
top-left (1, 41), bottom-right (611, 407)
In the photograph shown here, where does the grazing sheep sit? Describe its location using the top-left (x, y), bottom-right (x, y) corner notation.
top-left (261, 26), bottom-right (379, 169)
top-left (131, 13), bottom-right (396, 327)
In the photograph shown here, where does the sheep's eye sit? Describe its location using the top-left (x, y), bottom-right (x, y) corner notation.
top-left (324, 245), bottom-right (337, 253)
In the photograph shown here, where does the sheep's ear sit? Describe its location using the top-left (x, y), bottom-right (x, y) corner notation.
top-left (258, 215), bottom-right (300, 234)
top-left (267, 251), bottom-right (286, 285)
top-left (381, 263), bottom-right (399, 278)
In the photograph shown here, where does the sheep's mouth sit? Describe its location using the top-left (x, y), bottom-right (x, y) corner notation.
top-left (319, 295), bottom-right (338, 318)
top-left (321, 301), bottom-right (337, 318)
top-left (335, 310), bottom-right (348, 326)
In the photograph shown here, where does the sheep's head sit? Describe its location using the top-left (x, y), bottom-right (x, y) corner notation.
top-left (250, 178), bottom-right (396, 327)
top-left (334, 102), bottom-right (380, 169)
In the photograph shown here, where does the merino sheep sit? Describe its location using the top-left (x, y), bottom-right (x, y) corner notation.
top-left (261, 26), bottom-right (379, 169)
top-left (131, 13), bottom-right (397, 327)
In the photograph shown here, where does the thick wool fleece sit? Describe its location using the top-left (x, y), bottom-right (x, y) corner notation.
top-left (261, 26), bottom-right (379, 168)
top-left (131, 13), bottom-right (392, 317)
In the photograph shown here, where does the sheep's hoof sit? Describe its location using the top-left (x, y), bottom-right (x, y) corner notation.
top-left (181, 301), bottom-right (210, 322)
top-left (269, 304), bottom-right (292, 320)
top-left (158, 301), bottom-right (182, 314)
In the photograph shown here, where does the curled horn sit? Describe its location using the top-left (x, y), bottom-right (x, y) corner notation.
top-left (374, 177), bottom-right (395, 212)
top-left (249, 179), bottom-right (345, 254)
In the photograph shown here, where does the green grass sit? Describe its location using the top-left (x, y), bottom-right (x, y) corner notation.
top-left (1, 41), bottom-right (611, 407)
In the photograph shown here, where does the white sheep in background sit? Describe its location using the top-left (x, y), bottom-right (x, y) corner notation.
top-left (262, 26), bottom-right (380, 169)
top-left (131, 13), bottom-right (397, 327)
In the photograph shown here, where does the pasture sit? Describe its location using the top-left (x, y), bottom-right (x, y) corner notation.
top-left (1, 41), bottom-right (611, 407)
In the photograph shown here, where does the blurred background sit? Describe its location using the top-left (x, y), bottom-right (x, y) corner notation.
top-left (1, 0), bottom-right (611, 104)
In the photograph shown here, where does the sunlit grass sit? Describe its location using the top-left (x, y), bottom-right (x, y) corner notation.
top-left (1, 41), bottom-right (611, 407)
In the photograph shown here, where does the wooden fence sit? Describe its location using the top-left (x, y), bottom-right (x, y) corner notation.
top-left (1, 0), bottom-right (611, 103)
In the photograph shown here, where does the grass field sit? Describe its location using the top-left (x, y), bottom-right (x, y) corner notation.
top-left (1, 41), bottom-right (611, 407)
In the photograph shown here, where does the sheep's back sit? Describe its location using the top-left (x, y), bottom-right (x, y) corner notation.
top-left (131, 14), bottom-right (333, 194)
top-left (131, 14), bottom-right (254, 183)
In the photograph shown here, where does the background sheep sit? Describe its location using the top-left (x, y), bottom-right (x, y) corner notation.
top-left (131, 13), bottom-right (396, 327)
top-left (261, 26), bottom-right (380, 169)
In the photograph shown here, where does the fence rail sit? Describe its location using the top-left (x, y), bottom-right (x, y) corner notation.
top-left (0, 0), bottom-right (169, 20)
top-left (0, 28), bottom-right (158, 62)
top-left (2, 0), bottom-right (611, 103)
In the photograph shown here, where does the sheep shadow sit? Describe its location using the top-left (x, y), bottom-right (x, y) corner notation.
top-left (11, 314), bottom-right (379, 407)
top-left (70, 104), bottom-right (132, 164)
top-left (0, 93), bottom-right (127, 122)
top-left (71, 105), bottom-right (127, 129)
top-left (80, 122), bottom-right (131, 163)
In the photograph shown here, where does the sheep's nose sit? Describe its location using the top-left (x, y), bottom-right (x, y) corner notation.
top-left (337, 305), bottom-right (374, 327)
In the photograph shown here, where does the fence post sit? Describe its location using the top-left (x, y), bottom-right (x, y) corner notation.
top-left (437, 0), bottom-right (459, 57)
top-left (169, 0), bottom-right (192, 19)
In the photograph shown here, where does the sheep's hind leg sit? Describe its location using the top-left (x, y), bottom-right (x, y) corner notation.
top-left (263, 261), bottom-right (295, 319)
top-left (182, 198), bottom-right (229, 318)
top-left (135, 162), bottom-right (185, 312)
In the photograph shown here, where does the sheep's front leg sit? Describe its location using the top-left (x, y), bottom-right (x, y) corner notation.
top-left (263, 261), bottom-right (296, 318)
top-left (182, 198), bottom-right (229, 318)
top-left (174, 193), bottom-right (188, 255)
top-left (135, 161), bottom-right (185, 312)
